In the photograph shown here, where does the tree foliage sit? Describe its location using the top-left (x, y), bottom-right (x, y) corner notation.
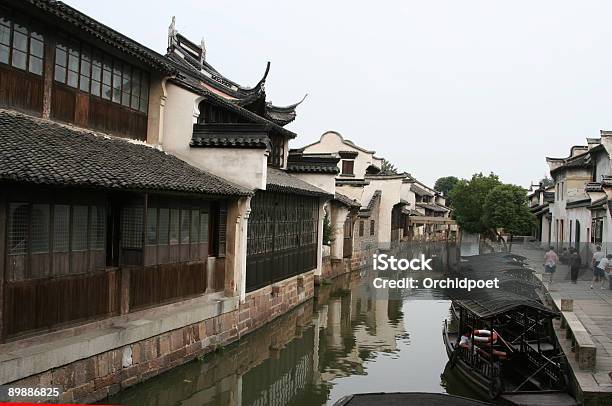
top-left (434, 176), bottom-right (459, 204)
top-left (450, 173), bottom-right (501, 234)
top-left (539, 175), bottom-right (554, 188)
top-left (380, 158), bottom-right (399, 175)
top-left (450, 172), bottom-right (535, 236)
top-left (483, 184), bottom-right (535, 236)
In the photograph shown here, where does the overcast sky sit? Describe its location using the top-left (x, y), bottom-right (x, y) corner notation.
top-left (67, 0), bottom-right (612, 187)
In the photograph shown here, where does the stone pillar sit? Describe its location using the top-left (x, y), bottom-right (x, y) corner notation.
top-left (330, 203), bottom-right (349, 261)
top-left (225, 196), bottom-right (251, 302)
top-left (315, 199), bottom-right (328, 277)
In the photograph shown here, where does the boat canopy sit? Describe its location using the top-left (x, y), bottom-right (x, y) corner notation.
top-left (450, 290), bottom-right (558, 320)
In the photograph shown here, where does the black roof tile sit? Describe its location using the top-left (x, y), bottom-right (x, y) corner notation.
top-left (266, 167), bottom-right (331, 197)
top-left (0, 110), bottom-right (251, 196)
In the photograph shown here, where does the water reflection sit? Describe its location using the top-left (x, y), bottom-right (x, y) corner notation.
top-left (109, 243), bottom-right (469, 406)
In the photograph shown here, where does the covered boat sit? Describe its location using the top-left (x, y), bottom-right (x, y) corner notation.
top-left (443, 290), bottom-right (578, 405)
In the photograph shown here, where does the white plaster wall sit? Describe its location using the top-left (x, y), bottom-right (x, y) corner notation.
top-left (162, 83), bottom-right (267, 190)
top-left (303, 132), bottom-right (379, 178)
top-left (565, 207), bottom-right (591, 249)
top-left (364, 178), bottom-right (403, 249)
top-left (594, 152), bottom-right (611, 182)
top-left (293, 173), bottom-right (336, 195)
top-left (400, 182), bottom-right (416, 208)
top-left (337, 185), bottom-right (364, 203)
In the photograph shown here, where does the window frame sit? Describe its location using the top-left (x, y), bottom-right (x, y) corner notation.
top-left (53, 33), bottom-right (150, 114)
top-left (0, 10), bottom-right (45, 76)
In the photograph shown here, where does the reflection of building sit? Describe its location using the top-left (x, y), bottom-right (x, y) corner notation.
top-left (316, 273), bottom-right (406, 381)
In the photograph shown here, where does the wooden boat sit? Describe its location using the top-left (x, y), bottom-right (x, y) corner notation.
top-left (443, 292), bottom-right (578, 405)
top-left (333, 392), bottom-right (492, 406)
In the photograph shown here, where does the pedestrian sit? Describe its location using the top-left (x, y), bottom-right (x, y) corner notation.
top-left (593, 254), bottom-right (612, 290)
top-left (591, 245), bottom-right (605, 289)
top-left (570, 248), bottom-right (581, 284)
top-left (544, 246), bottom-right (558, 284)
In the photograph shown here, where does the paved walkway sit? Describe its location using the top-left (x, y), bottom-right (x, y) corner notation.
top-left (511, 244), bottom-right (612, 399)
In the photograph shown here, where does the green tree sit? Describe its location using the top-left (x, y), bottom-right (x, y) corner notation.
top-left (449, 173), bottom-right (501, 234)
top-left (539, 175), bottom-right (554, 188)
top-left (380, 158), bottom-right (399, 175)
top-left (434, 176), bottom-right (459, 205)
top-left (483, 184), bottom-right (535, 237)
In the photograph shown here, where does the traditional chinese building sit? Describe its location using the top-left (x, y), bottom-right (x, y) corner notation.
top-left (0, 1), bottom-right (326, 403)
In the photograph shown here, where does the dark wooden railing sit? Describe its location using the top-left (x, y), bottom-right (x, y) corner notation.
top-left (129, 262), bottom-right (207, 310)
top-left (3, 269), bottom-right (120, 339)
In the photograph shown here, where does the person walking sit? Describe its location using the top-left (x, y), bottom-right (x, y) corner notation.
top-left (591, 245), bottom-right (605, 289)
top-left (592, 253), bottom-right (611, 290)
top-left (570, 248), bottom-right (581, 284)
top-left (544, 246), bottom-right (559, 284)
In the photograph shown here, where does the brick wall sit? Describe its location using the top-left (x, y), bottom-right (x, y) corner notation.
top-left (8, 271), bottom-right (315, 404)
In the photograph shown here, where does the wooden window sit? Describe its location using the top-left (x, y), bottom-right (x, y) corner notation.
top-left (246, 192), bottom-right (318, 292)
top-left (268, 134), bottom-right (285, 168)
top-left (121, 206), bottom-right (143, 249)
top-left (121, 62), bottom-right (131, 107)
top-left (342, 160), bottom-right (354, 175)
top-left (370, 220), bottom-right (375, 236)
top-left (101, 54), bottom-right (112, 100)
top-left (8, 202), bottom-right (28, 255)
top-left (180, 209), bottom-right (190, 244)
top-left (53, 33), bottom-right (150, 114)
top-left (71, 205), bottom-right (89, 251)
top-left (6, 201), bottom-right (105, 281)
top-left (359, 220), bottom-right (364, 237)
top-left (0, 16), bottom-right (10, 64)
top-left (79, 45), bottom-right (91, 92)
top-left (90, 51), bottom-right (102, 97)
top-left (66, 40), bottom-right (79, 88)
top-left (592, 217), bottom-right (604, 244)
top-left (54, 42), bottom-right (67, 83)
top-left (90, 206), bottom-right (105, 250)
top-left (146, 207), bottom-right (157, 245)
top-left (158, 208), bottom-right (169, 244)
top-left (169, 208), bottom-right (179, 245)
top-left (53, 205), bottom-right (70, 252)
top-left (199, 209), bottom-right (209, 243)
top-left (31, 204), bottom-right (50, 253)
top-left (0, 12), bottom-right (44, 76)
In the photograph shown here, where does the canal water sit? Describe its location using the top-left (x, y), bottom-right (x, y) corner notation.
top-left (109, 242), bottom-right (485, 405)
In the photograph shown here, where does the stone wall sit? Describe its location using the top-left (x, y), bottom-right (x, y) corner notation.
top-left (7, 272), bottom-right (314, 404)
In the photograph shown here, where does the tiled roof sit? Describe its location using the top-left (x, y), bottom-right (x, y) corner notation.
top-left (336, 178), bottom-right (369, 187)
top-left (585, 182), bottom-right (603, 192)
top-left (286, 151), bottom-right (340, 174)
top-left (550, 151), bottom-right (591, 175)
top-left (168, 77), bottom-right (297, 139)
top-left (565, 197), bottom-right (591, 209)
top-left (588, 196), bottom-right (607, 210)
top-left (191, 124), bottom-right (271, 149)
top-left (266, 167), bottom-right (331, 197)
top-left (410, 183), bottom-right (434, 197)
top-left (334, 192), bottom-right (361, 208)
top-left (25, 1), bottom-right (177, 74)
top-left (0, 110), bottom-right (251, 196)
top-left (416, 202), bottom-right (449, 213)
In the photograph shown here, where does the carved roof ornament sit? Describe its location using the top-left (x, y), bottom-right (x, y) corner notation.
top-left (168, 16), bottom-right (177, 50)
top-left (200, 37), bottom-right (206, 64)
